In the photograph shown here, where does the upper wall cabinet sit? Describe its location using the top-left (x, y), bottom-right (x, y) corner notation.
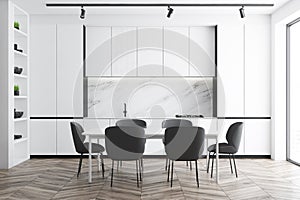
top-left (86, 26), bottom-right (111, 76)
top-left (57, 25), bottom-right (83, 117)
top-left (190, 26), bottom-right (216, 76)
top-left (217, 24), bottom-right (244, 117)
top-left (137, 27), bottom-right (163, 76)
top-left (245, 18), bottom-right (271, 117)
top-left (30, 24), bottom-right (56, 116)
top-left (112, 27), bottom-right (137, 76)
top-left (164, 27), bottom-right (189, 76)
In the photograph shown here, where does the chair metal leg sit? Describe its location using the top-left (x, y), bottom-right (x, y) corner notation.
top-left (139, 159), bottom-right (142, 181)
top-left (120, 160), bottom-right (122, 167)
top-left (186, 161), bottom-right (188, 166)
top-left (195, 160), bottom-right (199, 188)
top-left (207, 152), bottom-right (211, 173)
top-left (136, 160), bottom-right (139, 188)
top-left (190, 161), bottom-right (192, 170)
top-left (167, 159), bottom-right (171, 182)
top-left (101, 153), bottom-right (105, 178)
top-left (77, 154), bottom-right (83, 177)
top-left (171, 161), bottom-right (174, 187)
top-left (111, 160), bottom-right (114, 187)
top-left (232, 154), bottom-right (238, 178)
top-left (229, 154), bottom-right (233, 174)
top-left (117, 161), bottom-right (119, 171)
top-left (211, 153), bottom-right (215, 178)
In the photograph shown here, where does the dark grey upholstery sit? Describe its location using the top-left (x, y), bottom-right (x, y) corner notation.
top-left (207, 122), bottom-right (244, 178)
top-left (164, 127), bottom-right (205, 187)
top-left (70, 122), bottom-right (105, 177)
top-left (116, 119), bottom-right (147, 128)
top-left (162, 119), bottom-right (193, 129)
top-left (105, 126), bottom-right (146, 187)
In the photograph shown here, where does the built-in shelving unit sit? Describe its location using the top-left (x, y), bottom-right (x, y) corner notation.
top-left (12, 4), bottom-right (30, 166)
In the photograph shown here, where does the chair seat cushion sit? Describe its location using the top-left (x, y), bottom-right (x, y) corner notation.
top-left (207, 143), bottom-right (237, 154)
top-left (83, 143), bottom-right (105, 153)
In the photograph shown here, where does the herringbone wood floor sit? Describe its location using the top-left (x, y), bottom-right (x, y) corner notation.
top-left (0, 158), bottom-right (300, 200)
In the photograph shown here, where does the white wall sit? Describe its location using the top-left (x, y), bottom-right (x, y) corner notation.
top-left (271, 0), bottom-right (300, 160)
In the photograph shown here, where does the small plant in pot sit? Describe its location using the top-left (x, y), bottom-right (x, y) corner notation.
top-left (14, 85), bottom-right (19, 96)
top-left (14, 21), bottom-right (20, 30)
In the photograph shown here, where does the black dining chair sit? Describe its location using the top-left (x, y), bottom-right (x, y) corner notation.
top-left (70, 122), bottom-right (105, 178)
top-left (207, 122), bottom-right (244, 178)
top-left (162, 119), bottom-right (193, 170)
top-left (115, 119), bottom-right (147, 169)
top-left (164, 126), bottom-right (205, 187)
top-left (105, 126), bottom-right (146, 187)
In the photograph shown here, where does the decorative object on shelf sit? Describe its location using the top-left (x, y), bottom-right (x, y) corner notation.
top-left (14, 134), bottom-right (22, 140)
top-left (14, 66), bottom-right (23, 75)
top-left (14, 85), bottom-right (19, 96)
top-left (14, 109), bottom-right (24, 119)
top-left (14, 44), bottom-right (23, 53)
top-left (14, 21), bottom-right (19, 30)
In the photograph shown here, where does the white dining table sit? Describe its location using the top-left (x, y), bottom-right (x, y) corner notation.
top-left (82, 131), bottom-right (220, 184)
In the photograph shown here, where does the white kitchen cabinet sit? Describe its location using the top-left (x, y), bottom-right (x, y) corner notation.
top-left (30, 24), bottom-right (56, 116)
top-left (30, 120), bottom-right (56, 155)
top-left (244, 119), bottom-right (270, 155)
top-left (164, 27), bottom-right (189, 76)
top-left (56, 120), bottom-right (82, 155)
top-left (245, 17), bottom-right (271, 117)
top-left (57, 25), bottom-right (83, 117)
top-left (137, 27), bottom-right (163, 76)
top-left (190, 26), bottom-right (216, 76)
top-left (217, 24), bottom-right (244, 117)
top-left (86, 26), bottom-right (111, 76)
top-left (112, 27), bottom-right (137, 76)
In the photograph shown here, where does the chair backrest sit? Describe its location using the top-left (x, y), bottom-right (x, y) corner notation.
top-left (70, 122), bottom-right (87, 153)
top-left (226, 122), bottom-right (244, 152)
top-left (116, 119), bottom-right (147, 128)
top-left (164, 127), bottom-right (205, 161)
top-left (162, 119), bottom-right (193, 129)
top-left (105, 126), bottom-right (146, 160)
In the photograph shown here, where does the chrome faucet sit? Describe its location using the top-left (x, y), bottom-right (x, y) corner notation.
top-left (123, 103), bottom-right (127, 117)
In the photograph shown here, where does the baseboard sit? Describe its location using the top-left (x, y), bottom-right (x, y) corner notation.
top-left (30, 155), bottom-right (271, 159)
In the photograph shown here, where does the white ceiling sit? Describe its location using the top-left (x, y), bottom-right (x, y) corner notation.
top-left (12, 0), bottom-right (291, 15)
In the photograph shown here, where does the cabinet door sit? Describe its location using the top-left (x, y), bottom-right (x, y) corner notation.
top-left (57, 120), bottom-right (82, 155)
top-left (217, 24), bottom-right (244, 117)
top-left (30, 24), bottom-right (56, 116)
top-left (137, 27), bottom-right (163, 76)
top-left (86, 26), bottom-right (111, 76)
top-left (244, 119), bottom-right (270, 155)
top-left (112, 27), bottom-right (137, 76)
top-left (190, 26), bottom-right (215, 76)
top-left (245, 17), bottom-right (271, 117)
top-left (30, 120), bottom-right (56, 155)
top-left (57, 25), bottom-right (83, 117)
top-left (164, 27), bottom-right (189, 76)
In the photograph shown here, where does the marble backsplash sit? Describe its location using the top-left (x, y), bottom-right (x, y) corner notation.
top-left (88, 78), bottom-right (214, 118)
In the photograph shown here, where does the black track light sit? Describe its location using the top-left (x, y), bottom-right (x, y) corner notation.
top-left (80, 6), bottom-right (85, 19)
top-left (239, 6), bottom-right (245, 18)
top-left (167, 6), bottom-right (173, 18)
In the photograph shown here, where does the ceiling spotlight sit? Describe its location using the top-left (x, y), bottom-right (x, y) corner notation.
top-left (80, 6), bottom-right (86, 19)
top-left (239, 6), bottom-right (245, 18)
top-left (167, 6), bottom-right (174, 18)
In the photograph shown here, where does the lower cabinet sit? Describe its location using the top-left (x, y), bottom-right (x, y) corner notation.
top-left (30, 120), bottom-right (57, 155)
top-left (30, 119), bottom-right (83, 155)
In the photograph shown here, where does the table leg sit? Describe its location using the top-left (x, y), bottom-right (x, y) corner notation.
top-left (89, 136), bottom-right (92, 183)
top-left (216, 137), bottom-right (219, 184)
top-left (206, 138), bottom-right (209, 165)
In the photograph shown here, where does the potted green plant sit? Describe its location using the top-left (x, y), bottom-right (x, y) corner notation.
top-left (14, 21), bottom-right (19, 30)
top-left (14, 85), bottom-right (19, 96)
